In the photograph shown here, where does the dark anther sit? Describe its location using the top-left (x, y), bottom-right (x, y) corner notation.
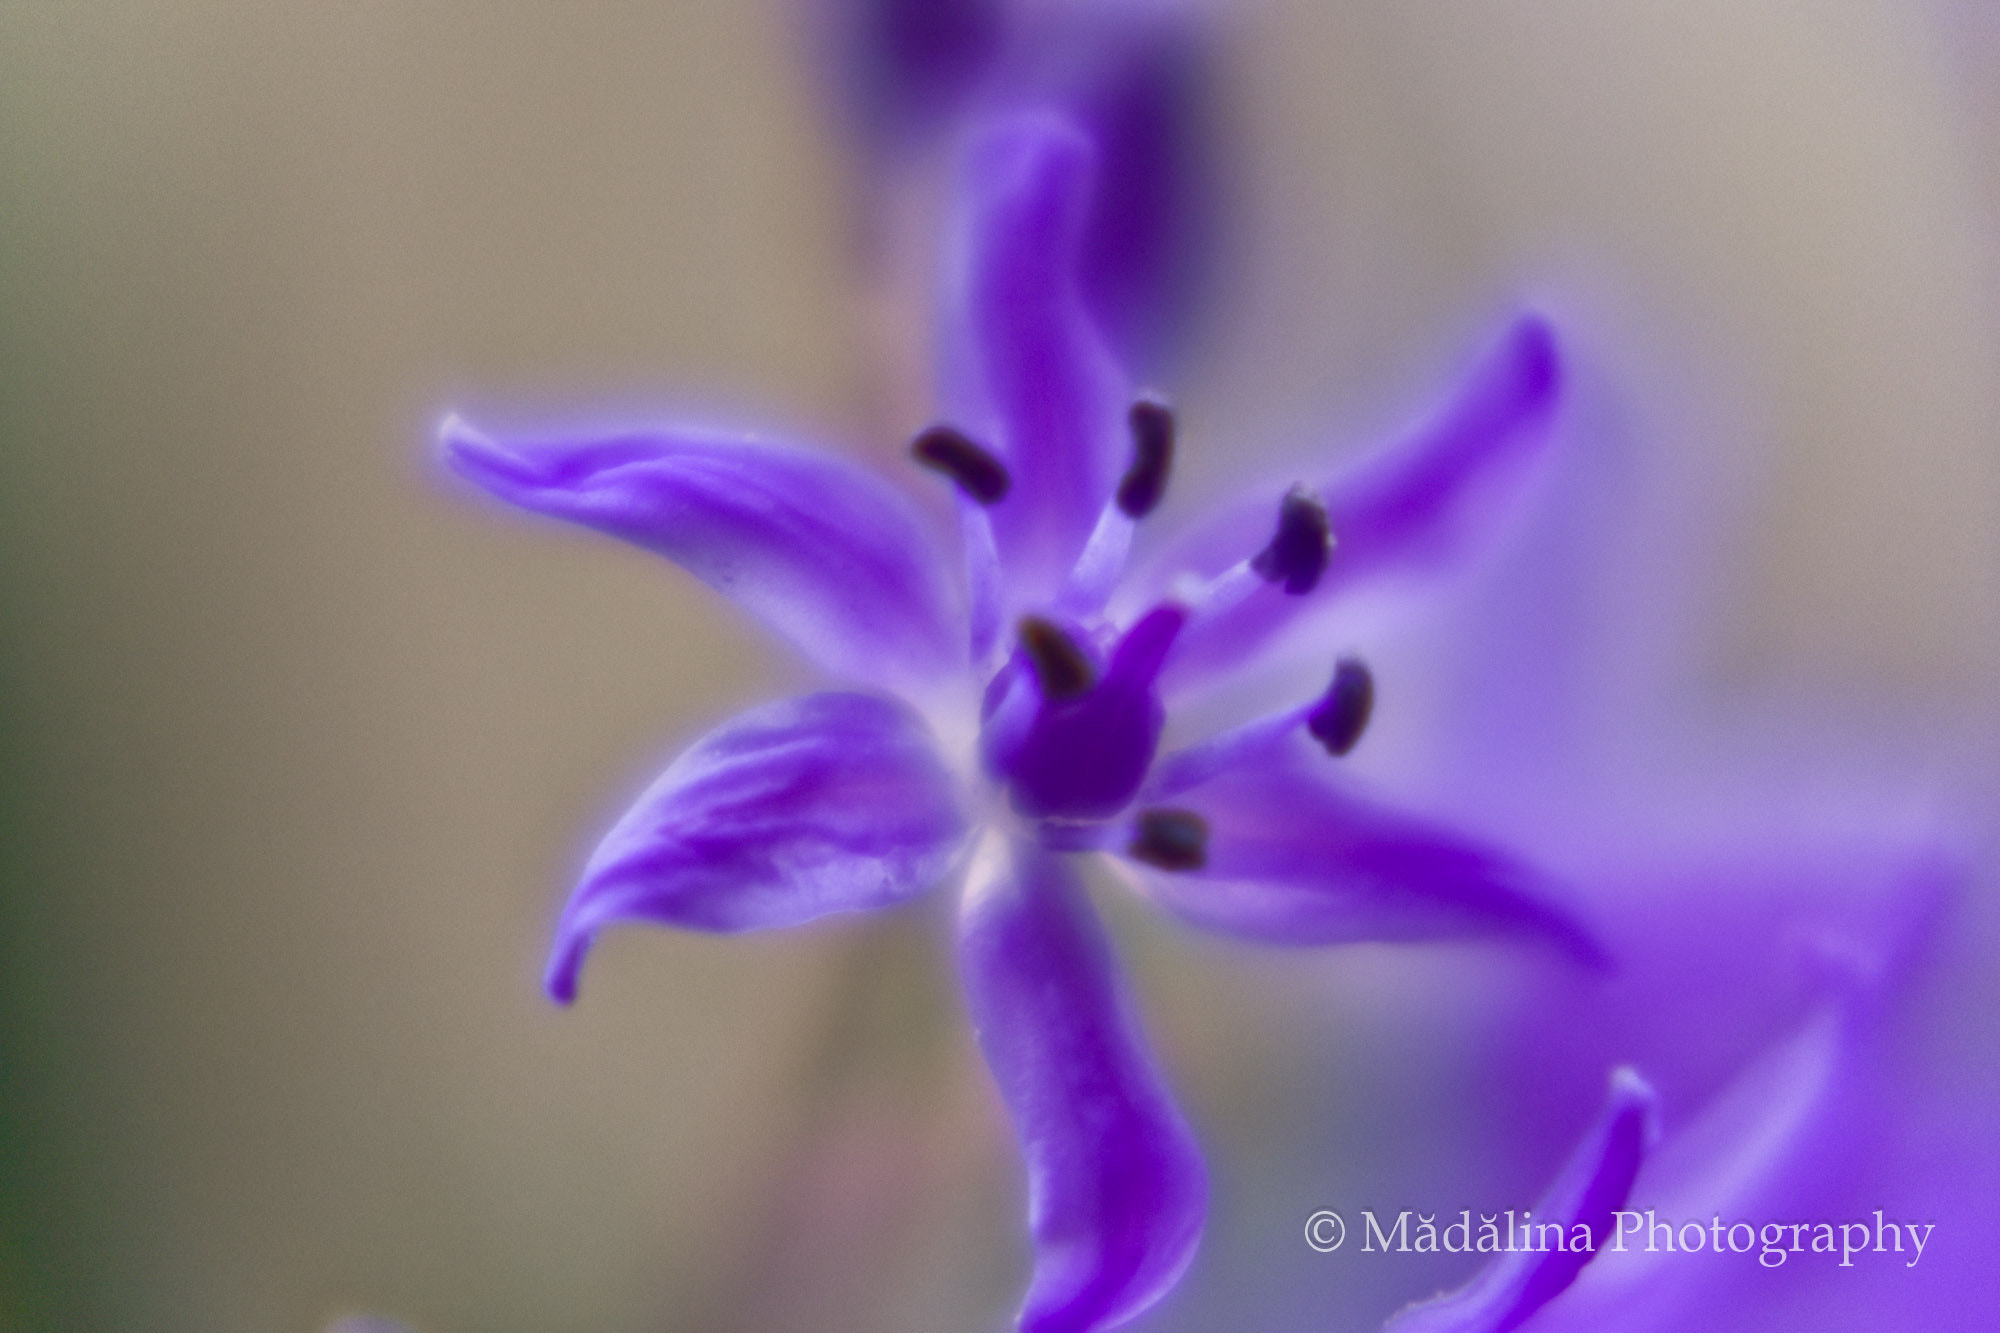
top-left (1306, 657), bottom-right (1374, 756)
top-left (1129, 808), bottom-right (1210, 871)
top-left (1250, 486), bottom-right (1331, 595)
top-left (1116, 397), bottom-right (1175, 518)
top-left (1018, 616), bottom-right (1097, 700)
top-left (911, 424), bottom-right (1010, 505)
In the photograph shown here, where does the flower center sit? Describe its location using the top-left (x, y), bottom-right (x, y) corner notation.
top-left (980, 605), bottom-right (1185, 822)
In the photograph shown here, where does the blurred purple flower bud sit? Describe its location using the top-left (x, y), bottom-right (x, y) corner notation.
top-left (1012, 0), bottom-right (1221, 371)
top-left (802, 0), bottom-right (1009, 155)
top-left (800, 0), bottom-right (1225, 373)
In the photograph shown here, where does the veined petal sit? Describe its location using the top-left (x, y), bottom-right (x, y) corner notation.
top-left (958, 833), bottom-right (1206, 1333)
top-left (1384, 1069), bottom-right (1659, 1333)
top-left (547, 692), bottom-right (968, 1003)
top-left (1122, 755), bottom-right (1603, 964)
top-left (941, 114), bottom-right (1131, 597)
top-left (441, 416), bottom-right (961, 688)
top-left (1154, 315), bottom-right (1563, 687)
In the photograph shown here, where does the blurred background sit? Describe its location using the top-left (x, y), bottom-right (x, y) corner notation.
top-left (3, 2), bottom-right (1998, 1330)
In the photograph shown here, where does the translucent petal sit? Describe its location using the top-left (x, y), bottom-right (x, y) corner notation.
top-left (547, 692), bottom-right (967, 1002)
top-left (1384, 1069), bottom-right (1659, 1333)
top-left (1148, 315), bottom-right (1564, 689)
top-left (442, 416), bottom-right (961, 689)
top-left (958, 833), bottom-right (1206, 1333)
top-left (1123, 751), bottom-right (1604, 965)
top-left (939, 114), bottom-right (1131, 597)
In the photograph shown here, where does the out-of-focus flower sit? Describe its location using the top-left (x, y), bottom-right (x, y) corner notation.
top-left (1172, 318), bottom-right (1982, 1331)
top-left (441, 111), bottom-right (1598, 1332)
top-left (1349, 337), bottom-right (1985, 1331)
top-left (801, 0), bottom-right (1223, 374)
top-left (1372, 978), bottom-right (1968, 1333)
top-left (801, 0), bottom-right (1010, 158)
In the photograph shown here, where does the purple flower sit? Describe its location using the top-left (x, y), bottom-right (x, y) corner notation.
top-left (1372, 982), bottom-right (1934, 1333)
top-left (801, 0), bottom-right (1223, 373)
top-left (441, 113), bottom-right (1595, 1332)
top-left (1165, 314), bottom-right (1977, 1332)
top-left (1382, 1065), bottom-right (1660, 1333)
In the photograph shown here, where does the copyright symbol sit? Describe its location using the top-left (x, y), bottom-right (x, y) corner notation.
top-left (1305, 1209), bottom-right (1346, 1252)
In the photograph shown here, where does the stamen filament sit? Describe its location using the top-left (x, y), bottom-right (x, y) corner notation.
top-left (1056, 397), bottom-right (1176, 616)
top-left (1144, 655), bottom-right (1377, 799)
top-left (1174, 559), bottom-right (1263, 621)
top-left (1143, 704), bottom-right (1312, 800)
top-left (1172, 484), bottom-right (1339, 636)
top-left (961, 497), bottom-right (1004, 666)
top-left (1058, 502), bottom-right (1135, 616)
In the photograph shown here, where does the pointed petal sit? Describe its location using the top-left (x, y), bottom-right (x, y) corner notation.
top-left (1383, 1069), bottom-right (1659, 1333)
top-left (941, 114), bottom-right (1131, 596)
top-left (441, 416), bottom-right (960, 687)
top-left (1323, 313), bottom-right (1562, 585)
top-left (547, 692), bottom-right (967, 1003)
top-left (1153, 315), bottom-right (1563, 688)
top-left (1122, 754), bottom-right (1603, 964)
top-left (1521, 1007), bottom-right (1848, 1332)
top-left (958, 834), bottom-right (1206, 1333)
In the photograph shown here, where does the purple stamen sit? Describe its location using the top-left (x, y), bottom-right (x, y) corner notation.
top-left (912, 423), bottom-right (1011, 504)
top-left (1057, 400), bottom-right (1172, 613)
top-left (1117, 397), bottom-right (1175, 518)
top-left (1128, 808), bottom-right (1208, 870)
top-left (1306, 657), bottom-right (1374, 756)
top-left (1250, 485), bottom-right (1331, 594)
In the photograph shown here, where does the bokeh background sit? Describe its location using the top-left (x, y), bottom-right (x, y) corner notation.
top-left (4, 2), bottom-right (1999, 1330)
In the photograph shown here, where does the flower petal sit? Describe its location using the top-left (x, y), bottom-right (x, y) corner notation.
top-left (1122, 753), bottom-right (1604, 964)
top-left (1026, 0), bottom-right (1221, 372)
top-left (1322, 313), bottom-right (1562, 585)
top-left (1151, 315), bottom-right (1563, 687)
top-left (1383, 1068), bottom-right (1659, 1333)
top-left (1520, 1007), bottom-right (1848, 1333)
top-left (941, 114), bottom-right (1131, 597)
top-left (441, 416), bottom-right (961, 688)
top-left (958, 833), bottom-right (1207, 1333)
top-left (547, 692), bottom-right (968, 1003)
